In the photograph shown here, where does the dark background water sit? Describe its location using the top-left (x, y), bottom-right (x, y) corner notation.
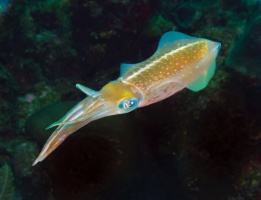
top-left (0, 0), bottom-right (261, 199)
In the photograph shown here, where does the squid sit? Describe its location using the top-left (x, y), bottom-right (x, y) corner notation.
top-left (32, 31), bottom-right (221, 166)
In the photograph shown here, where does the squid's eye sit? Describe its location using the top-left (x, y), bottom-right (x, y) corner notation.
top-left (118, 98), bottom-right (138, 112)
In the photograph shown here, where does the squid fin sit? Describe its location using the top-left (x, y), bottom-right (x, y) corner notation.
top-left (120, 63), bottom-right (140, 76)
top-left (187, 60), bottom-right (216, 92)
top-left (157, 31), bottom-right (195, 50)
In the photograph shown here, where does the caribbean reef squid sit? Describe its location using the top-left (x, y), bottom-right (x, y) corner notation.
top-left (32, 31), bottom-right (221, 166)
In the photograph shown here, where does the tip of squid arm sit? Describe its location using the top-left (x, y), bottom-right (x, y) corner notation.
top-left (45, 100), bottom-right (87, 130)
top-left (33, 96), bottom-right (105, 166)
top-left (33, 99), bottom-right (90, 166)
top-left (32, 126), bottom-right (66, 166)
top-left (45, 121), bottom-right (60, 130)
top-left (45, 120), bottom-right (71, 130)
top-left (45, 115), bottom-right (91, 130)
top-left (32, 121), bottom-right (85, 166)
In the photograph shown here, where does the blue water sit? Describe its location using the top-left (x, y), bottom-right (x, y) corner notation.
top-left (0, 0), bottom-right (10, 14)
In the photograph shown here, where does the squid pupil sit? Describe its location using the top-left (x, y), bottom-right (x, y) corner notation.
top-left (125, 101), bottom-right (133, 108)
top-left (119, 99), bottom-right (137, 110)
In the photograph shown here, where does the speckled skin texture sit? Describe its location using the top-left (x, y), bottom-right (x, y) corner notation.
top-left (121, 40), bottom-right (209, 106)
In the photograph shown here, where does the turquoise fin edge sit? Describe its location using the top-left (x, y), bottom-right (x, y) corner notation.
top-left (186, 60), bottom-right (216, 92)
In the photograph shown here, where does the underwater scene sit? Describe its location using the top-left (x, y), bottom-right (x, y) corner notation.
top-left (0, 0), bottom-right (261, 199)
